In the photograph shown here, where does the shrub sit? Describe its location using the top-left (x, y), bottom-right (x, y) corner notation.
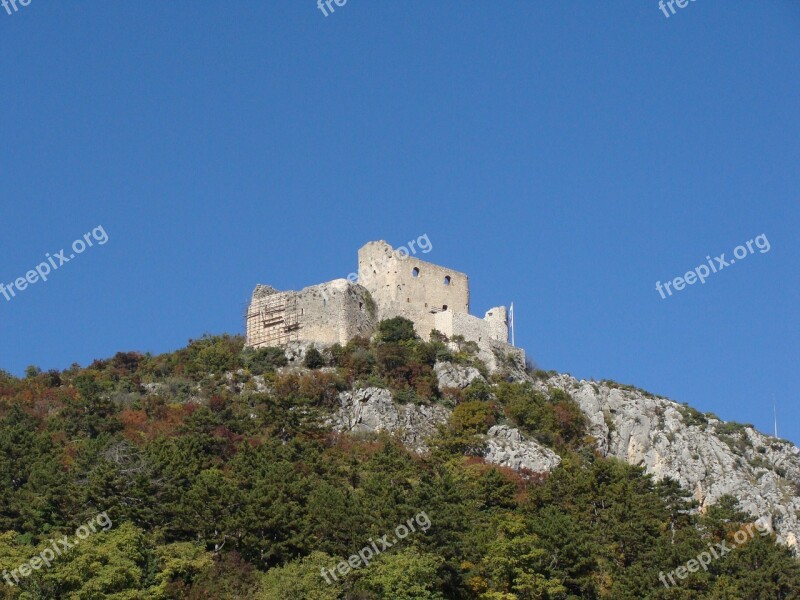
top-left (429, 329), bottom-right (448, 343)
top-left (376, 343), bottom-right (410, 378)
top-left (329, 343), bottom-right (344, 367)
top-left (303, 347), bottom-right (325, 369)
top-left (340, 346), bottom-right (376, 381)
top-left (497, 382), bottom-right (587, 449)
top-left (679, 403), bottom-right (709, 429)
top-left (715, 421), bottom-right (751, 436)
top-left (462, 379), bottom-right (494, 403)
top-left (394, 387), bottom-right (419, 404)
top-left (241, 347), bottom-right (287, 375)
top-left (363, 291), bottom-right (377, 319)
top-left (435, 347), bottom-right (454, 362)
top-left (450, 400), bottom-right (497, 435)
top-left (376, 317), bottom-right (418, 343)
top-left (175, 334), bottom-right (245, 378)
top-left (299, 372), bottom-right (346, 408)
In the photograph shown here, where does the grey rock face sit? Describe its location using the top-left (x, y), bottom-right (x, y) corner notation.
top-left (250, 375), bottom-right (269, 393)
top-left (433, 361), bottom-right (484, 390)
top-left (328, 387), bottom-right (450, 453)
top-left (538, 374), bottom-right (800, 549)
top-left (328, 387), bottom-right (564, 476)
top-left (445, 340), bottom-right (526, 377)
top-left (142, 382), bottom-right (166, 395)
top-left (282, 341), bottom-right (319, 365)
top-left (484, 425), bottom-right (562, 472)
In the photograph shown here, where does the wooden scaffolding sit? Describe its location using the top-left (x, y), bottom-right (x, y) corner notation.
top-left (247, 293), bottom-right (300, 348)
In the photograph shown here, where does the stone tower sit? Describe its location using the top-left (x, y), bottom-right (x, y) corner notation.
top-left (357, 240), bottom-right (469, 340)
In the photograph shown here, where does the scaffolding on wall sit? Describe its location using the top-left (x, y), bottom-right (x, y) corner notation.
top-left (247, 293), bottom-right (300, 348)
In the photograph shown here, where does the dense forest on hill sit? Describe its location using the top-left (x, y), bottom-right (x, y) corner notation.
top-left (1, 321), bottom-right (799, 599)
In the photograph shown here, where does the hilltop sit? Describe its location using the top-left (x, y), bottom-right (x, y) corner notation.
top-left (1, 321), bottom-right (799, 599)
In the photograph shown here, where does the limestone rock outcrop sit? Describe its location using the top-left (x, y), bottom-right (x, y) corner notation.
top-left (433, 361), bottom-right (484, 390)
top-left (537, 373), bottom-right (800, 549)
top-left (484, 425), bottom-right (562, 473)
top-left (328, 387), bottom-right (450, 453)
top-left (327, 387), bottom-right (561, 476)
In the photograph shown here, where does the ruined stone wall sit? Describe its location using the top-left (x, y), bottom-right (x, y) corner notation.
top-left (433, 306), bottom-right (523, 372)
top-left (246, 241), bottom-right (518, 365)
top-left (246, 285), bottom-right (295, 348)
top-left (357, 241), bottom-right (469, 340)
top-left (295, 280), bottom-right (377, 344)
top-left (246, 280), bottom-right (376, 349)
top-left (433, 306), bottom-right (509, 344)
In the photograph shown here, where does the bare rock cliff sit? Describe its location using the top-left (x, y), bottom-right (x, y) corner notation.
top-left (539, 373), bottom-right (800, 549)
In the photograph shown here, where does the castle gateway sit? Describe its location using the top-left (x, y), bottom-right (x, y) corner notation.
top-left (245, 241), bottom-right (524, 369)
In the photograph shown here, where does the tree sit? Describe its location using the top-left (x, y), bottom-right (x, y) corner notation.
top-left (39, 522), bottom-right (149, 599)
top-left (259, 551), bottom-right (343, 600)
top-left (241, 346), bottom-right (287, 375)
top-left (377, 317), bottom-right (418, 343)
top-left (354, 548), bottom-right (445, 600)
top-left (61, 372), bottom-right (121, 439)
top-left (469, 513), bottom-right (567, 600)
top-left (303, 347), bottom-right (325, 369)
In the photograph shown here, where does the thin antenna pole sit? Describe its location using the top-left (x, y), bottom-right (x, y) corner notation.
top-left (510, 302), bottom-right (515, 346)
top-left (773, 394), bottom-right (778, 438)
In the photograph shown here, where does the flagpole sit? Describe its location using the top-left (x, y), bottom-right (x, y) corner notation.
top-left (510, 302), bottom-right (515, 346)
top-left (773, 395), bottom-right (778, 438)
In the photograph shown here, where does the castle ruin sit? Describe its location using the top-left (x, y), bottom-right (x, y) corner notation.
top-left (245, 241), bottom-right (524, 370)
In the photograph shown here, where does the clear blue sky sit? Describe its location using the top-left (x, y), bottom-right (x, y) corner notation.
top-left (1, 3), bottom-right (798, 443)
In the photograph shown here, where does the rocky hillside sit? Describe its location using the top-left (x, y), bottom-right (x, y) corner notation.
top-left (319, 353), bottom-right (800, 552)
top-left (545, 373), bottom-right (800, 549)
top-left (2, 321), bottom-right (799, 598)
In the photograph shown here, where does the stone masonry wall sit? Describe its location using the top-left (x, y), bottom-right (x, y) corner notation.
top-left (246, 279), bottom-right (376, 349)
top-left (296, 280), bottom-right (376, 344)
top-left (434, 306), bottom-right (523, 372)
top-left (357, 241), bottom-right (469, 340)
top-left (434, 307), bottom-right (509, 344)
